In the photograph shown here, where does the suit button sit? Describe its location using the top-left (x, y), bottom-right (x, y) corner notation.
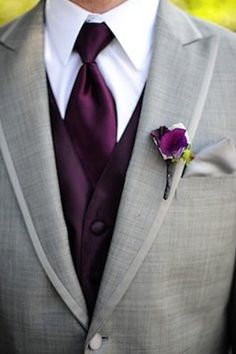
top-left (90, 221), bottom-right (106, 236)
top-left (89, 333), bottom-right (102, 350)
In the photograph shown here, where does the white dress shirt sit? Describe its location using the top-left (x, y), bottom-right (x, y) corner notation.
top-left (45, 0), bottom-right (160, 140)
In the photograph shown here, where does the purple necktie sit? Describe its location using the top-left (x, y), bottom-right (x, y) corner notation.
top-left (65, 22), bottom-right (117, 186)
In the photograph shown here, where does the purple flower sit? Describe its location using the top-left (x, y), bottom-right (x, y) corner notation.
top-left (160, 128), bottom-right (188, 159)
top-left (151, 126), bottom-right (169, 146)
top-left (151, 123), bottom-right (189, 160)
top-left (150, 123), bottom-right (193, 200)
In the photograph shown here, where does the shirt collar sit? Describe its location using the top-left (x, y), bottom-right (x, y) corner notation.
top-left (46, 0), bottom-right (160, 70)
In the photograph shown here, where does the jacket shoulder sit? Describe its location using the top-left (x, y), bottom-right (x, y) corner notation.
top-left (191, 15), bottom-right (236, 48)
top-left (0, 1), bottom-right (43, 46)
top-left (0, 16), bottom-right (24, 40)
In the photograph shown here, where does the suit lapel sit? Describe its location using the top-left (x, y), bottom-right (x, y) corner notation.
top-left (87, 0), bottom-right (219, 340)
top-left (0, 2), bottom-right (88, 329)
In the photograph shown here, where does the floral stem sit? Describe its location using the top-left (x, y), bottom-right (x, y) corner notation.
top-left (163, 160), bottom-right (172, 200)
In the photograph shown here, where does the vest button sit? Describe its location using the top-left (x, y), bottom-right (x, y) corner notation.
top-left (88, 333), bottom-right (102, 350)
top-left (90, 221), bottom-right (106, 236)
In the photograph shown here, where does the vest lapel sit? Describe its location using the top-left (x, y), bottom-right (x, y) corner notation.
top-left (88, 0), bottom-right (219, 341)
top-left (0, 2), bottom-right (89, 329)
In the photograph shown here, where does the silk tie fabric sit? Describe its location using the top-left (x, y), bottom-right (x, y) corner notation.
top-left (65, 22), bottom-right (117, 186)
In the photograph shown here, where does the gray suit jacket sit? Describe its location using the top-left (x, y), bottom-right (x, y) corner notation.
top-left (1, 0), bottom-right (236, 353)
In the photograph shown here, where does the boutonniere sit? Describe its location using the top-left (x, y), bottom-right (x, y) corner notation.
top-left (150, 123), bottom-right (194, 200)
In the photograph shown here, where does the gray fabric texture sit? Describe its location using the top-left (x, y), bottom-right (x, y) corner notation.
top-left (1, 0), bottom-right (236, 353)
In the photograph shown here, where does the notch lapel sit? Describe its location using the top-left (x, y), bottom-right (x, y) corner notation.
top-left (0, 2), bottom-right (88, 329)
top-left (88, 0), bottom-right (219, 340)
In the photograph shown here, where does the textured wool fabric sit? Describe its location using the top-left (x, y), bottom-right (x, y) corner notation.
top-left (1, 0), bottom-right (236, 353)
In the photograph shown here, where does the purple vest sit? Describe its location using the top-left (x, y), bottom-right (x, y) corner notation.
top-left (48, 83), bottom-right (143, 318)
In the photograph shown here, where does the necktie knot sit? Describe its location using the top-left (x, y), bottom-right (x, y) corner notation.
top-left (74, 22), bottom-right (114, 63)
